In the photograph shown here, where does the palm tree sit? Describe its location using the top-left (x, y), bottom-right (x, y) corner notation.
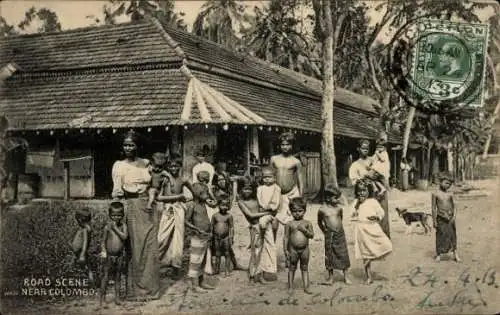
top-left (193, 0), bottom-right (249, 49)
top-left (242, 1), bottom-right (313, 72)
top-left (103, 0), bottom-right (186, 29)
top-left (482, 10), bottom-right (500, 158)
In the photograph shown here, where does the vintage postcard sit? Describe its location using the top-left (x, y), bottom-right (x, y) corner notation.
top-left (1, 1), bottom-right (499, 314)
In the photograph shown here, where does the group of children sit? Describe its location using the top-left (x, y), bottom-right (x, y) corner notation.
top-left (69, 134), bottom-right (460, 303)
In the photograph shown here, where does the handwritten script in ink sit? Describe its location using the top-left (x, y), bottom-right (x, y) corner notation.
top-left (399, 266), bottom-right (498, 311)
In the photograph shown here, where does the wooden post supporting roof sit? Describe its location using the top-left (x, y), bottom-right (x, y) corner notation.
top-left (63, 161), bottom-right (70, 200)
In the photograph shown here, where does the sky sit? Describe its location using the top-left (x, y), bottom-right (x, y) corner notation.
top-left (0, 0), bottom-right (497, 35)
top-left (0, 1), bottom-right (263, 32)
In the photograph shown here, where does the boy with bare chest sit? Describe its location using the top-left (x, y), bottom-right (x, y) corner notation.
top-left (284, 197), bottom-right (314, 294)
top-left (156, 157), bottom-right (193, 275)
top-left (432, 173), bottom-right (460, 262)
top-left (70, 208), bottom-right (94, 282)
top-left (100, 201), bottom-right (128, 306)
top-left (185, 183), bottom-right (216, 292)
top-left (271, 132), bottom-right (304, 225)
top-left (211, 195), bottom-right (240, 276)
top-left (317, 184), bottom-right (351, 284)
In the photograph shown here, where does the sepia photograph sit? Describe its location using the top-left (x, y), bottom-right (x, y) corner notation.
top-left (0, 0), bottom-right (499, 314)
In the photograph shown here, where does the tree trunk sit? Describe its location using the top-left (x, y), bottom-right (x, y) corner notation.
top-left (379, 91), bottom-right (391, 131)
top-left (430, 148), bottom-right (440, 184)
top-left (425, 145), bottom-right (432, 181)
top-left (320, 0), bottom-right (338, 189)
top-left (482, 96), bottom-right (500, 158)
top-left (402, 106), bottom-right (416, 159)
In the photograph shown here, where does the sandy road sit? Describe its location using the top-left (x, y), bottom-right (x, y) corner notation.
top-left (2, 180), bottom-right (500, 315)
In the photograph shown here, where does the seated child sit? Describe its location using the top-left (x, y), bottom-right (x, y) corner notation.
top-left (256, 167), bottom-right (281, 236)
top-left (70, 208), bottom-right (94, 282)
top-left (211, 193), bottom-right (241, 276)
top-left (147, 152), bottom-right (169, 210)
top-left (317, 184), bottom-right (351, 284)
top-left (185, 182), bottom-right (216, 293)
top-left (100, 201), bottom-right (128, 306)
top-left (284, 197), bottom-right (314, 294)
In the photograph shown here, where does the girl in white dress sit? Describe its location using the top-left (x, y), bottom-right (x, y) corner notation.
top-left (352, 180), bottom-right (392, 284)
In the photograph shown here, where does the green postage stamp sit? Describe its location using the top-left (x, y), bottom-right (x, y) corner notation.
top-left (411, 19), bottom-right (489, 108)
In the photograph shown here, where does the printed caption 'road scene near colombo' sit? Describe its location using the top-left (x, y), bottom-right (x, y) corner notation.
top-left (1, 0), bottom-right (499, 314)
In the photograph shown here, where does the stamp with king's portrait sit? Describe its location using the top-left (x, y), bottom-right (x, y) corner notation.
top-left (411, 20), bottom-right (489, 109)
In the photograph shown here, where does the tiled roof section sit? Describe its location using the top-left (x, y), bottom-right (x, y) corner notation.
top-left (0, 22), bottom-right (181, 72)
top-left (160, 22), bottom-right (319, 97)
top-left (159, 22), bottom-right (379, 114)
top-left (191, 70), bottom-right (401, 142)
top-left (263, 62), bottom-right (380, 115)
top-left (192, 70), bottom-right (320, 131)
top-left (1, 19), bottom-right (381, 114)
top-left (0, 68), bottom-right (188, 130)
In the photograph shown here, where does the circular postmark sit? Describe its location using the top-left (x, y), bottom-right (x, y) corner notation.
top-left (383, 18), bottom-right (489, 115)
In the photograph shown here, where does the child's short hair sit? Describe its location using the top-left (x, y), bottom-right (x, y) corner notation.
top-left (439, 172), bottom-right (454, 183)
top-left (109, 201), bottom-right (125, 215)
top-left (261, 167), bottom-right (275, 176)
top-left (196, 145), bottom-right (210, 157)
top-left (239, 176), bottom-right (256, 194)
top-left (358, 139), bottom-right (370, 149)
top-left (152, 152), bottom-right (167, 166)
top-left (195, 150), bottom-right (205, 157)
top-left (168, 157), bottom-right (182, 167)
top-left (376, 140), bottom-right (386, 147)
top-left (216, 192), bottom-right (231, 204)
top-left (324, 183), bottom-right (341, 200)
top-left (197, 170), bottom-right (210, 183)
top-left (289, 197), bottom-right (307, 211)
top-left (279, 132), bottom-right (295, 144)
top-left (377, 131), bottom-right (388, 145)
top-left (354, 179), bottom-right (373, 197)
top-left (192, 182), bottom-right (209, 199)
top-left (75, 208), bottom-right (91, 223)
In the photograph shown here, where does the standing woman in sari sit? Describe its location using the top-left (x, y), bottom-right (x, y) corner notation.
top-left (111, 130), bottom-right (160, 300)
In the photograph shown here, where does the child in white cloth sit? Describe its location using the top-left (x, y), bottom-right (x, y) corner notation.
top-left (368, 136), bottom-right (390, 196)
top-left (256, 167), bottom-right (281, 239)
top-left (352, 180), bottom-right (392, 284)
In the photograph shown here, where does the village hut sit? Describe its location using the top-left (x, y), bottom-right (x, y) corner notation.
top-left (0, 18), bottom-right (402, 200)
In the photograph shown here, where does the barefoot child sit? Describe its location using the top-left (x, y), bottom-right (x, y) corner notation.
top-left (147, 152), bottom-right (169, 210)
top-left (284, 197), bottom-right (314, 294)
top-left (237, 179), bottom-right (276, 283)
top-left (353, 180), bottom-right (392, 284)
top-left (317, 184), bottom-right (352, 284)
top-left (70, 208), bottom-right (94, 282)
top-left (271, 132), bottom-right (304, 226)
top-left (157, 156), bottom-right (192, 276)
top-left (213, 164), bottom-right (237, 205)
top-left (257, 167), bottom-right (281, 238)
top-left (185, 182), bottom-right (216, 292)
top-left (100, 201), bottom-right (128, 306)
top-left (432, 173), bottom-right (460, 262)
top-left (211, 194), bottom-right (240, 276)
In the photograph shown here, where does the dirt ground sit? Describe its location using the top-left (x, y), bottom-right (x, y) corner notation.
top-left (2, 179), bottom-right (500, 315)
